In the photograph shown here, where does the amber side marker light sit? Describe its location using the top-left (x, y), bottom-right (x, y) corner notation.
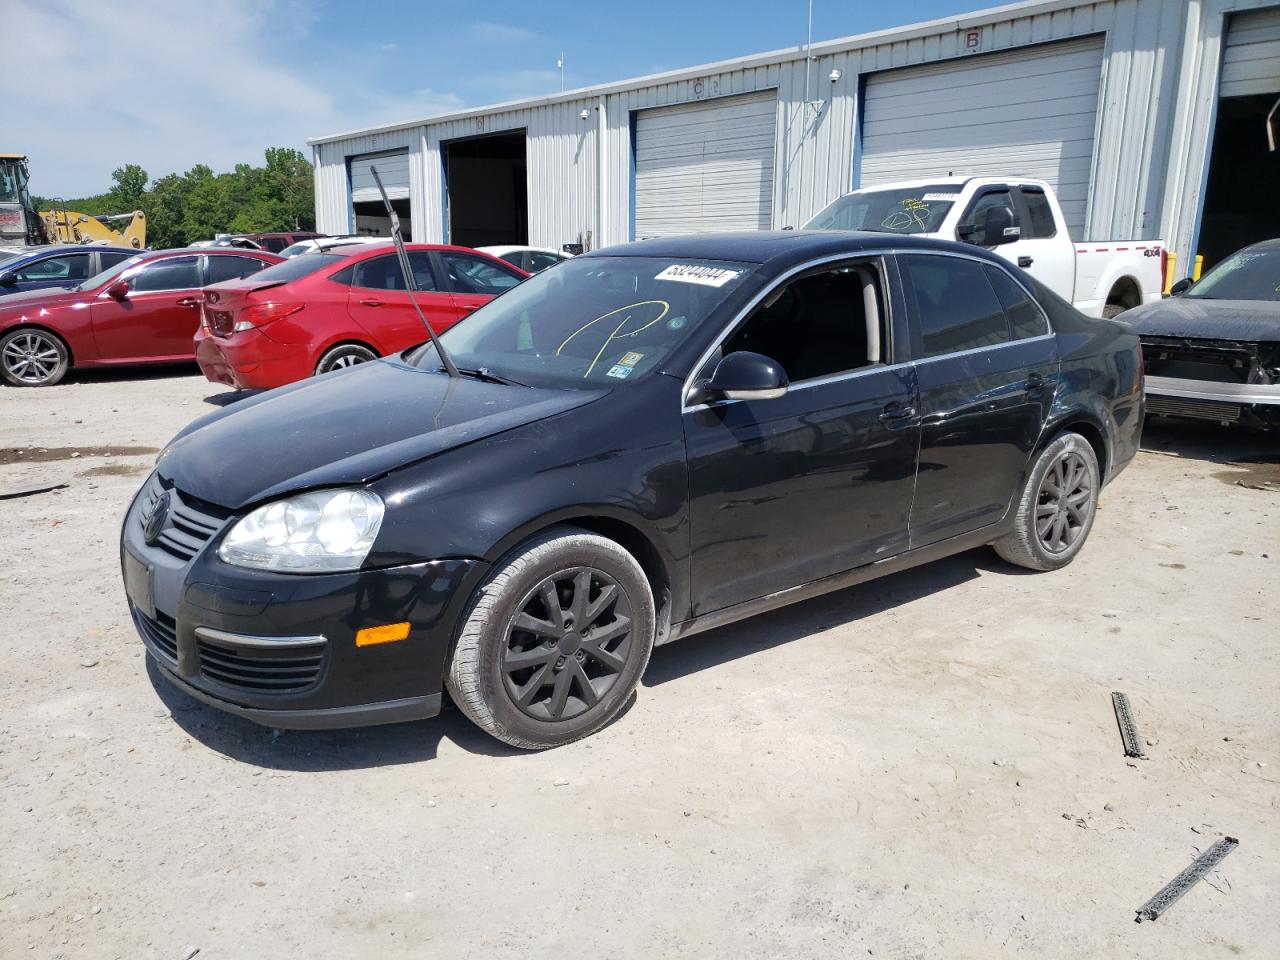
top-left (356, 622), bottom-right (411, 647)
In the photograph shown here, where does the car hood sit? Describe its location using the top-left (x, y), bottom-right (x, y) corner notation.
top-left (0, 285), bottom-right (88, 310)
top-left (1122, 297), bottom-right (1280, 341)
top-left (158, 358), bottom-right (605, 509)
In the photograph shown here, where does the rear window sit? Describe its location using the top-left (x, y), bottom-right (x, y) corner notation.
top-left (247, 254), bottom-right (348, 284)
top-left (1019, 188), bottom-right (1057, 239)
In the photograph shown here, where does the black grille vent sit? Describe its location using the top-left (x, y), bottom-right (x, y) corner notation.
top-left (134, 608), bottom-right (178, 663)
top-left (1147, 397), bottom-right (1242, 423)
top-left (196, 638), bottom-right (325, 693)
top-left (138, 474), bottom-right (230, 561)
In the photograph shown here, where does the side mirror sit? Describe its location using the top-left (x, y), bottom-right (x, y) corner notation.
top-left (107, 279), bottom-right (130, 300)
top-left (1169, 277), bottom-right (1194, 296)
top-left (704, 351), bottom-right (789, 402)
top-left (980, 206), bottom-right (1020, 246)
top-left (0, 271), bottom-right (16, 287)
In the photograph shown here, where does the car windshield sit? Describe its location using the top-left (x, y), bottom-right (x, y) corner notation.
top-left (410, 255), bottom-right (757, 388)
top-left (77, 254), bottom-right (145, 291)
top-left (804, 184), bottom-right (960, 234)
top-left (278, 242), bottom-right (315, 258)
top-left (1186, 246), bottom-right (1280, 301)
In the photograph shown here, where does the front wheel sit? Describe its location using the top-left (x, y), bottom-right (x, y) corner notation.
top-left (993, 432), bottom-right (1100, 571)
top-left (446, 527), bottom-right (656, 749)
top-left (1, 328), bottom-right (70, 387)
top-left (315, 343), bottom-right (377, 376)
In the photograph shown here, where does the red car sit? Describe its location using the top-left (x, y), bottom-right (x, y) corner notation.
top-left (0, 248), bottom-right (282, 387)
top-left (194, 243), bottom-right (528, 390)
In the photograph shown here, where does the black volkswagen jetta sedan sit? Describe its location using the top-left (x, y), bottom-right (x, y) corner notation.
top-left (121, 232), bottom-right (1143, 749)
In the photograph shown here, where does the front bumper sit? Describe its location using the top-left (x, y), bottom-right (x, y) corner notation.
top-left (121, 474), bottom-right (487, 729)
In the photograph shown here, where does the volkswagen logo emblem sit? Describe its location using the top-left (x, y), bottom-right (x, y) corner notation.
top-left (143, 491), bottom-right (171, 545)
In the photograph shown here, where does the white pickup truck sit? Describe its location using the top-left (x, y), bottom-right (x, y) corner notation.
top-left (804, 177), bottom-right (1165, 318)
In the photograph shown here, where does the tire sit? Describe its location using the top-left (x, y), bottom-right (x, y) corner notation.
top-left (446, 526), bottom-right (656, 750)
top-left (315, 343), bottom-right (377, 376)
top-left (1102, 304), bottom-right (1126, 319)
top-left (993, 432), bottom-right (1100, 571)
top-left (1, 328), bottom-right (70, 387)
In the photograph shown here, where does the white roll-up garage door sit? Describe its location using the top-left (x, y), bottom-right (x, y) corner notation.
top-left (634, 91), bottom-right (777, 238)
top-left (860, 37), bottom-right (1105, 239)
top-left (1220, 7), bottom-right (1280, 98)
top-left (349, 149), bottom-right (411, 203)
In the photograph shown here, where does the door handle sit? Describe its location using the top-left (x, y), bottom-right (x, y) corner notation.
top-left (1017, 256), bottom-right (1034, 268)
top-left (879, 402), bottom-right (915, 423)
top-left (1025, 373), bottom-right (1047, 396)
top-left (359, 299), bottom-right (383, 307)
top-left (176, 297), bottom-right (200, 307)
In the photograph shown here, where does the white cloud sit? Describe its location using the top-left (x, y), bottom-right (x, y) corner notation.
top-left (8, 0), bottom-right (466, 197)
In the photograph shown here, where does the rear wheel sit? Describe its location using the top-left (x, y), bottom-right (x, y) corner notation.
top-left (315, 343), bottom-right (377, 376)
top-left (446, 527), bottom-right (656, 749)
top-left (1102, 304), bottom-right (1126, 319)
top-left (993, 432), bottom-right (1100, 571)
top-left (0, 328), bottom-right (70, 387)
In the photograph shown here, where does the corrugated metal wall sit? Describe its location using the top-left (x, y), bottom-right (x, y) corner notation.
top-left (310, 0), bottom-right (1275, 266)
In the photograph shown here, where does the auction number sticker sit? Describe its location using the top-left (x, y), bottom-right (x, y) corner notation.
top-left (655, 264), bottom-right (741, 287)
top-left (922, 193), bottom-right (959, 201)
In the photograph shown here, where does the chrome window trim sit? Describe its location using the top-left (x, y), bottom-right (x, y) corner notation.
top-left (681, 246), bottom-right (1053, 412)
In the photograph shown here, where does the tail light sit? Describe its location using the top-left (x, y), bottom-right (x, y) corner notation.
top-left (233, 301), bottom-right (304, 333)
top-left (1159, 248), bottom-right (1168, 294)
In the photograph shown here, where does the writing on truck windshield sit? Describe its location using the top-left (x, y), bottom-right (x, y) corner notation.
top-left (805, 185), bottom-right (959, 234)
top-left (412, 256), bottom-right (756, 388)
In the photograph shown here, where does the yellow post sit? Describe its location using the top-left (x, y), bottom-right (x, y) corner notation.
top-left (1163, 252), bottom-right (1178, 294)
top-left (1192, 255), bottom-right (1204, 282)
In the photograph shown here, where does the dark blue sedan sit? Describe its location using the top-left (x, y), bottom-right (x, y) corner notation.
top-left (0, 245), bottom-right (137, 297)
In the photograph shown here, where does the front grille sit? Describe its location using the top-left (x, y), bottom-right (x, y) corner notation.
top-left (134, 608), bottom-right (178, 662)
top-left (138, 473), bottom-right (230, 561)
top-left (1147, 396), bottom-right (1242, 423)
top-left (196, 638), bottom-right (324, 693)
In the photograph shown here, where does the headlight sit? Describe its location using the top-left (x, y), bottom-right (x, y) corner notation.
top-left (218, 488), bottom-right (384, 572)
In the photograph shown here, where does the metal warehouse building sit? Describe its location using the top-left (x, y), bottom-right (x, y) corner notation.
top-left (309, 0), bottom-right (1280, 270)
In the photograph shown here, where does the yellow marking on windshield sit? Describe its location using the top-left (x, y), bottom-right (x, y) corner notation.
top-left (555, 300), bottom-right (670, 377)
top-left (881, 198), bottom-right (931, 232)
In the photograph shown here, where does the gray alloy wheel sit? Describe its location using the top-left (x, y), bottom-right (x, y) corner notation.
top-left (993, 432), bottom-right (1100, 571)
top-left (0, 328), bottom-right (70, 387)
top-left (315, 343), bottom-right (378, 376)
top-left (446, 526), bottom-right (656, 750)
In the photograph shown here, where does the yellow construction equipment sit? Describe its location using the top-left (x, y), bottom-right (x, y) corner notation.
top-left (1, 153), bottom-right (146, 249)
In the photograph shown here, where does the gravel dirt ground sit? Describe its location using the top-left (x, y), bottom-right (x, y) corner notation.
top-left (1, 367), bottom-right (1277, 960)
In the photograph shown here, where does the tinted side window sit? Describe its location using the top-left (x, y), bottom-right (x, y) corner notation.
top-left (985, 266), bottom-right (1048, 340)
top-left (16, 253), bottom-right (91, 282)
top-left (1019, 188), bottom-right (1056, 239)
top-left (960, 189), bottom-right (1018, 238)
top-left (98, 251), bottom-right (135, 270)
top-left (440, 253), bottom-right (522, 295)
top-left (130, 257), bottom-right (200, 292)
top-left (721, 263), bottom-right (884, 382)
top-left (528, 251), bottom-right (563, 272)
top-left (352, 252), bottom-right (437, 291)
top-left (205, 255), bottom-right (270, 284)
top-left (259, 237), bottom-right (286, 253)
top-left (900, 254), bottom-right (1011, 358)
top-left (498, 251), bottom-right (523, 268)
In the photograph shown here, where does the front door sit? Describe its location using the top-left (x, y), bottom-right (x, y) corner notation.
top-left (344, 252), bottom-right (457, 354)
top-left (897, 252), bottom-right (1059, 548)
top-left (437, 250), bottom-right (525, 327)
top-left (90, 255), bottom-right (203, 361)
top-left (682, 260), bottom-right (920, 616)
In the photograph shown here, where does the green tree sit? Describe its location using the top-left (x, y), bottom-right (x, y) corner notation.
top-left (108, 164), bottom-right (148, 212)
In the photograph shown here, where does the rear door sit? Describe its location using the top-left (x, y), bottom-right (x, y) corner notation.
top-left (437, 251), bottom-right (525, 325)
top-left (89, 255), bottom-right (203, 360)
top-left (343, 252), bottom-right (455, 352)
top-left (1010, 185), bottom-right (1076, 298)
top-left (898, 252), bottom-right (1058, 548)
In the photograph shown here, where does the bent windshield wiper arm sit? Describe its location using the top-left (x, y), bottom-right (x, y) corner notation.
top-left (447, 366), bottom-right (526, 387)
top-left (370, 164), bottom-right (461, 379)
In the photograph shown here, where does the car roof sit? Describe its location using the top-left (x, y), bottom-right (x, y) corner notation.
top-left (477, 245), bottom-right (562, 256)
top-left (588, 230), bottom-right (984, 267)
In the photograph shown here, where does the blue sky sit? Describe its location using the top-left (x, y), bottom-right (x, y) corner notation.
top-left (14, 0), bottom-right (987, 196)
